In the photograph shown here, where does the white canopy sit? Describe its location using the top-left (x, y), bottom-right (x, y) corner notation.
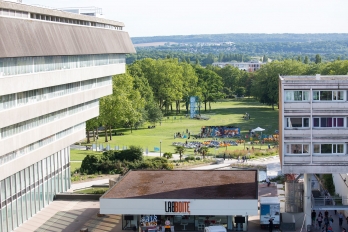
top-left (252, 127), bottom-right (265, 132)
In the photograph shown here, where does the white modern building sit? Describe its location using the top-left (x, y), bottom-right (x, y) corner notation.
top-left (0, 1), bottom-right (135, 231)
top-left (212, 60), bottom-right (264, 72)
top-left (279, 74), bottom-right (348, 228)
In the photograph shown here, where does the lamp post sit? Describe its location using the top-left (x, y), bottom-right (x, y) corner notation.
top-left (160, 140), bottom-right (162, 157)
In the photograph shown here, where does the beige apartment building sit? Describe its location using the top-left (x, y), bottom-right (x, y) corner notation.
top-left (0, 1), bottom-right (135, 231)
top-left (279, 74), bottom-right (348, 228)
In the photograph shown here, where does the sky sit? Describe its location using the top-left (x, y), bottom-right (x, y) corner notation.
top-left (23, 0), bottom-right (348, 37)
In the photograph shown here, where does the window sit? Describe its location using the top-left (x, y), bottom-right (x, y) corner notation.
top-left (313, 90), bottom-right (345, 101)
top-left (286, 117), bottom-right (309, 128)
top-left (285, 90), bottom-right (310, 101)
top-left (286, 144), bottom-right (309, 154)
top-left (313, 144), bottom-right (345, 154)
top-left (313, 117), bottom-right (344, 128)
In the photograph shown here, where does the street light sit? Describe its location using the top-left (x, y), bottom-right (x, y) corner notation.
top-left (160, 140), bottom-right (162, 157)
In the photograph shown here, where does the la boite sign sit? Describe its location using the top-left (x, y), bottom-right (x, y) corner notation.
top-left (165, 201), bottom-right (190, 214)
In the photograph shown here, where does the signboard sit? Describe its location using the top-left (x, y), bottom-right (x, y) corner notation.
top-left (165, 201), bottom-right (190, 214)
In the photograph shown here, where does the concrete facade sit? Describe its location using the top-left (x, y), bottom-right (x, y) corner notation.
top-left (279, 75), bottom-right (348, 174)
top-left (0, 2), bottom-right (134, 231)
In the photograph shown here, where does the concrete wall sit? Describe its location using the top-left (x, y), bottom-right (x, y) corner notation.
top-left (0, 85), bottom-right (111, 128)
top-left (0, 128), bottom-right (85, 180)
top-left (0, 64), bottom-right (123, 95)
top-left (0, 106), bottom-right (98, 156)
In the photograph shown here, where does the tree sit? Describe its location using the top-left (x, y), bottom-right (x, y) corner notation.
top-left (235, 87), bottom-right (246, 97)
top-left (252, 60), bottom-right (307, 109)
top-left (304, 56), bottom-right (309, 64)
top-left (80, 155), bottom-right (99, 174)
top-left (85, 117), bottom-right (98, 143)
top-left (175, 146), bottom-right (186, 161)
top-left (199, 146), bottom-right (209, 159)
top-left (146, 101), bottom-right (163, 126)
top-left (195, 66), bottom-right (224, 111)
top-left (315, 54), bottom-right (322, 64)
top-left (163, 152), bottom-right (173, 159)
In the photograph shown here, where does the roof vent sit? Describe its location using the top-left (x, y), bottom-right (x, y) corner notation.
top-left (315, 74), bottom-right (321, 80)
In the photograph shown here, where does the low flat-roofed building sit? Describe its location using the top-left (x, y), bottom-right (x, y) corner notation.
top-left (100, 170), bottom-right (258, 231)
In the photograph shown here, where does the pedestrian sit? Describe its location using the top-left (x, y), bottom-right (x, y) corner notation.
top-left (312, 210), bottom-right (317, 226)
top-left (317, 212), bottom-right (323, 229)
top-left (325, 210), bottom-right (329, 218)
top-left (237, 156), bottom-right (240, 162)
top-left (268, 144), bottom-right (271, 149)
top-left (269, 218), bottom-right (273, 232)
top-left (266, 177), bottom-right (270, 187)
top-left (339, 212), bottom-right (344, 226)
top-left (329, 215), bottom-right (334, 226)
top-left (324, 216), bottom-right (330, 231)
top-left (223, 153), bottom-right (226, 160)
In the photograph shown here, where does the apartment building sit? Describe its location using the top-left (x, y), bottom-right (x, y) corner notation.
top-left (212, 60), bottom-right (264, 72)
top-left (0, 1), bottom-right (135, 231)
top-left (279, 74), bottom-right (348, 228)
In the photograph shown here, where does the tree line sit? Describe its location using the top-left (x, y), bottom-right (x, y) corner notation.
top-left (87, 57), bottom-right (348, 139)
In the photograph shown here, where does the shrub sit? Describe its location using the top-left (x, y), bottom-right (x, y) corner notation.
top-left (80, 155), bottom-right (99, 175)
top-left (163, 152), bottom-right (173, 159)
top-left (195, 157), bottom-right (201, 160)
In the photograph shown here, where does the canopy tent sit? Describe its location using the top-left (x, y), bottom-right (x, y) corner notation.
top-left (251, 127), bottom-right (265, 132)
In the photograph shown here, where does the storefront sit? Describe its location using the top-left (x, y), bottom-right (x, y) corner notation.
top-left (100, 170), bottom-right (258, 231)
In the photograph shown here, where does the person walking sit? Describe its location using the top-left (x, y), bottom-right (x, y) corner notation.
top-left (339, 212), bottom-right (344, 226)
top-left (269, 218), bottom-right (274, 232)
top-left (317, 212), bottom-right (323, 229)
top-left (312, 210), bottom-right (317, 226)
top-left (329, 215), bottom-right (334, 227)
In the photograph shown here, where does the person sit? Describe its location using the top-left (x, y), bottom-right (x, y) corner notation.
top-left (312, 210), bottom-right (317, 225)
top-left (325, 210), bottom-right (329, 218)
top-left (223, 153), bottom-right (226, 160)
top-left (329, 215), bottom-right (334, 226)
top-left (268, 144), bottom-right (271, 149)
top-left (339, 212), bottom-right (344, 226)
top-left (317, 212), bottom-right (323, 229)
top-left (327, 225), bottom-right (333, 232)
top-left (324, 216), bottom-right (330, 232)
top-left (269, 218), bottom-right (273, 232)
top-left (266, 177), bottom-right (270, 187)
top-left (237, 156), bottom-right (240, 162)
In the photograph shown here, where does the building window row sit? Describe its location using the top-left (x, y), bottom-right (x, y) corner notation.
top-left (286, 117), bottom-right (346, 128)
top-left (0, 8), bottom-right (122, 31)
top-left (0, 54), bottom-right (125, 76)
top-left (0, 123), bottom-right (84, 167)
top-left (285, 143), bottom-right (345, 155)
top-left (0, 76), bottom-right (110, 111)
top-left (0, 149), bottom-right (70, 232)
top-left (0, 8), bottom-right (29, 18)
top-left (285, 90), bottom-right (346, 102)
top-left (0, 99), bottom-right (96, 139)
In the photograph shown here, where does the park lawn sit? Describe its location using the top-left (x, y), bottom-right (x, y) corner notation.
top-left (70, 150), bottom-right (101, 161)
top-left (70, 161), bottom-right (82, 172)
top-left (81, 99), bottom-right (279, 155)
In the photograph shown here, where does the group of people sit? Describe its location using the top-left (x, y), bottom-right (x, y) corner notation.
top-left (237, 155), bottom-right (248, 163)
top-left (312, 210), bottom-right (347, 232)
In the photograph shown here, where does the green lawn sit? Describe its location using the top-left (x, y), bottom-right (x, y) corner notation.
top-left (70, 161), bottom-right (82, 172)
top-left (81, 99), bottom-right (279, 155)
top-left (70, 150), bottom-right (101, 161)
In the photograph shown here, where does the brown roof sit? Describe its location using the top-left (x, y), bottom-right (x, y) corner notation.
top-left (102, 170), bottom-right (258, 200)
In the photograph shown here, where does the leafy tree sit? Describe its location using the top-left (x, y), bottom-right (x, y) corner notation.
top-left (163, 152), bottom-right (173, 159)
top-left (86, 117), bottom-right (99, 143)
top-left (80, 155), bottom-right (99, 174)
top-left (323, 174), bottom-right (335, 196)
top-left (195, 66), bottom-right (224, 111)
top-left (199, 146), bottom-right (209, 159)
top-left (252, 60), bottom-right (307, 109)
top-left (146, 101), bottom-right (163, 126)
top-left (304, 56), bottom-right (309, 64)
top-left (214, 65), bottom-right (241, 94)
top-left (235, 87), bottom-right (246, 97)
top-left (175, 146), bottom-right (186, 161)
top-left (315, 54), bottom-right (322, 64)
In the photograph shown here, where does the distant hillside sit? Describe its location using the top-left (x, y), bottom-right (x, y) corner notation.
top-left (131, 33), bottom-right (348, 44)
